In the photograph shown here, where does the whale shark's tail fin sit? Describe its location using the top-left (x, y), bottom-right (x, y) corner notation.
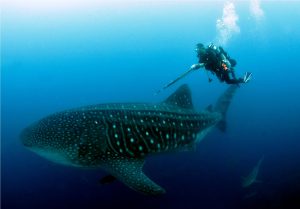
top-left (214, 85), bottom-right (239, 132)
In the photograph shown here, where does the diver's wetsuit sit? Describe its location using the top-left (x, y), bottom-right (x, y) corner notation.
top-left (198, 45), bottom-right (244, 84)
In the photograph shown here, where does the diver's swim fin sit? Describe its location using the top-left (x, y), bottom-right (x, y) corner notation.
top-left (243, 72), bottom-right (252, 83)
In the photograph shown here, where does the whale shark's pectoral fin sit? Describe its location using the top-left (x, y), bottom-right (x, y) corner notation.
top-left (101, 158), bottom-right (165, 195)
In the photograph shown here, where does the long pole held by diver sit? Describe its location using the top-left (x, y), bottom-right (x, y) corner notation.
top-left (155, 63), bottom-right (204, 95)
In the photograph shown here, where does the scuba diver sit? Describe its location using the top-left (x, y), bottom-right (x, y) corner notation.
top-left (155, 43), bottom-right (252, 95)
top-left (191, 43), bottom-right (252, 84)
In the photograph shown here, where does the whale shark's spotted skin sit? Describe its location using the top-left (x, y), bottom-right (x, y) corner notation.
top-left (96, 104), bottom-right (217, 157)
top-left (21, 84), bottom-right (238, 195)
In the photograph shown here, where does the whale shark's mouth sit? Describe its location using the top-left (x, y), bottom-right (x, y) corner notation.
top-left (28, 147), bottom-right (74, 166)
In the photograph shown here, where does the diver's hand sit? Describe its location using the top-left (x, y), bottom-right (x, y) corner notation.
top-left (243, 72), bottom-right (252, 83)
top-left (191, 63), bottom-right (204, 70)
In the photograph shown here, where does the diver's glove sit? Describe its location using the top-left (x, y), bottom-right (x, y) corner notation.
top-left (243, 72), bottom-right (252, 83)
top-left (191, 63), bottom-right (205, 70)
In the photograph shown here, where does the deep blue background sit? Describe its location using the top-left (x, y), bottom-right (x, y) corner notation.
top-left (2, 1), bottom-right (300, 209)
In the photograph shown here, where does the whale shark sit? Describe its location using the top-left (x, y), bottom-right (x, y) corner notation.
top-left (242, 156), bottom-right (264, 188)
top-left (21, 84), bottom-right (238, 195)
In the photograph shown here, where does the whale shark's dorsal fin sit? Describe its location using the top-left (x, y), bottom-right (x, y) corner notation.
top-left (101, 158), bottom-right (165, 195)
top-left (163, 84), bottom-right (194, 109)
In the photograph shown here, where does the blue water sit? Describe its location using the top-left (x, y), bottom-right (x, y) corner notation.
top-left (2, 1), bottom-right (300, 209)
